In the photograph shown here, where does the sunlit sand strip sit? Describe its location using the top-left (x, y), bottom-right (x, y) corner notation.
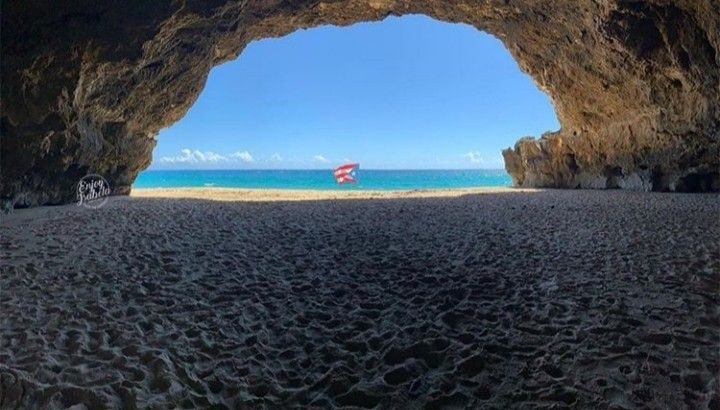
top-left (129, 187), bottom-right (539, 201)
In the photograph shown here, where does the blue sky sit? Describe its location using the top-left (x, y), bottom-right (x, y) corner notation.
top-left (150, 15), bottom-right (559, 170)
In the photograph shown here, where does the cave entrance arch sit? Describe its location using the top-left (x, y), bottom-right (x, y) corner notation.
top-left (145, 14), bottom-right (560, 174)
top-left (2, 1), bottom-right (718, 207)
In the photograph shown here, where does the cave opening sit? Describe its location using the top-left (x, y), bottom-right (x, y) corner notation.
top-left (3, 1), bottom-right (719, 209)
top-left (137, 15), bottom-right (559, 188)
top-left (675, 171), bottom-right (720, 192)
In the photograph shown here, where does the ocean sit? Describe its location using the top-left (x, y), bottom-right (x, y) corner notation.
top-left (133, 169), bottom-right (511, 190)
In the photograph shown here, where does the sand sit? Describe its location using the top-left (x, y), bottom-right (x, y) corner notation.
top-left (1, 188), bottom-right (718, 409)
top-left (129, 187), bottom-right (537, 201)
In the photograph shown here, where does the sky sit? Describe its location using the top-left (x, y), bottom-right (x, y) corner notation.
top-left (150, 15), bottom-right (559, 170)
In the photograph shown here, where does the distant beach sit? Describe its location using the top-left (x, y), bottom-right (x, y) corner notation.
top-left (130, 186), bottom-right (528, 202)
top-left (133, 169), bottom-right (512, 190)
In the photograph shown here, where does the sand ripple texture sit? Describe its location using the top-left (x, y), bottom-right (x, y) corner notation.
top-left (1, 190), bottom-right (719, 409)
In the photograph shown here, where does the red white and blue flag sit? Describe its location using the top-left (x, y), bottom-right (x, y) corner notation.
top-left (333, 163), bottom-right (359, 184)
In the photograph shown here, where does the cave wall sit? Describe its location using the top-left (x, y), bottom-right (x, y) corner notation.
top-left (2, 0), bottom-right (719, 207)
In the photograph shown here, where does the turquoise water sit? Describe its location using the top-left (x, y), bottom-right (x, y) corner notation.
top-left (133, 169), bottom-right (511, 190)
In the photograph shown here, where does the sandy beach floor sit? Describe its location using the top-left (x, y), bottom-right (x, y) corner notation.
top-left (1, 189), bottom-right (718, 409)
top-left (129, 187), bottom-right (536, 201)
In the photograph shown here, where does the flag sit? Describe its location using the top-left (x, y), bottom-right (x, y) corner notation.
top-left (333, 163), bottom-right (359, 184)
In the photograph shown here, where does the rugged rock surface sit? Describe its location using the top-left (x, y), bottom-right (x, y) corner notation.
top-left (2, 0), bottom-right (719, 207)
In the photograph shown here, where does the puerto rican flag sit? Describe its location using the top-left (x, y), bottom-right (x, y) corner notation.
top-left (333, 163), bottom-right (359, 184)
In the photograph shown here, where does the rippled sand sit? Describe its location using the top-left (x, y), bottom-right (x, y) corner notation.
top-left (1, 189), bottom-right (718, 409)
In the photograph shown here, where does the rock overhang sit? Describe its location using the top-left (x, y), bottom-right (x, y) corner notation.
top-left (2, 0), bottom-right (719, 208)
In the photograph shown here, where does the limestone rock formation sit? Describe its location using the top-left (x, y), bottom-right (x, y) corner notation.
top-left (2, 0), bottom-right (719, 207)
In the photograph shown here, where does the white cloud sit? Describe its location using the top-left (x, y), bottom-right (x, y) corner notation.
top-left (160, 149), bottom-right (227, 164)
top-left (197, 151), bottom-right (227, 162)
top-left (462, 151), bottom-right (505, 168)
top-left (270, 153), bottom-right (283, 162)
top-left (230, 151), bottom-right (254, 163)
top-left (313, 154), bottom-right (330, 163)
top-left (159, 148), bottom-right (258, 165)
top-left (464, 151), bottom-right (483, 163)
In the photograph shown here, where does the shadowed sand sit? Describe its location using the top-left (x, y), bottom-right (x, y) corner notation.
top-left (1, 189), bottom-right (718, 409)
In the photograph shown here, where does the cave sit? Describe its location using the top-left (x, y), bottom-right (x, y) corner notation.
top-left (2, 3), bottom-right (720, 408)
top-left (1, 0), bottom-right (719, 208)
top-left (675, 170), bottom-right (720, 192)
